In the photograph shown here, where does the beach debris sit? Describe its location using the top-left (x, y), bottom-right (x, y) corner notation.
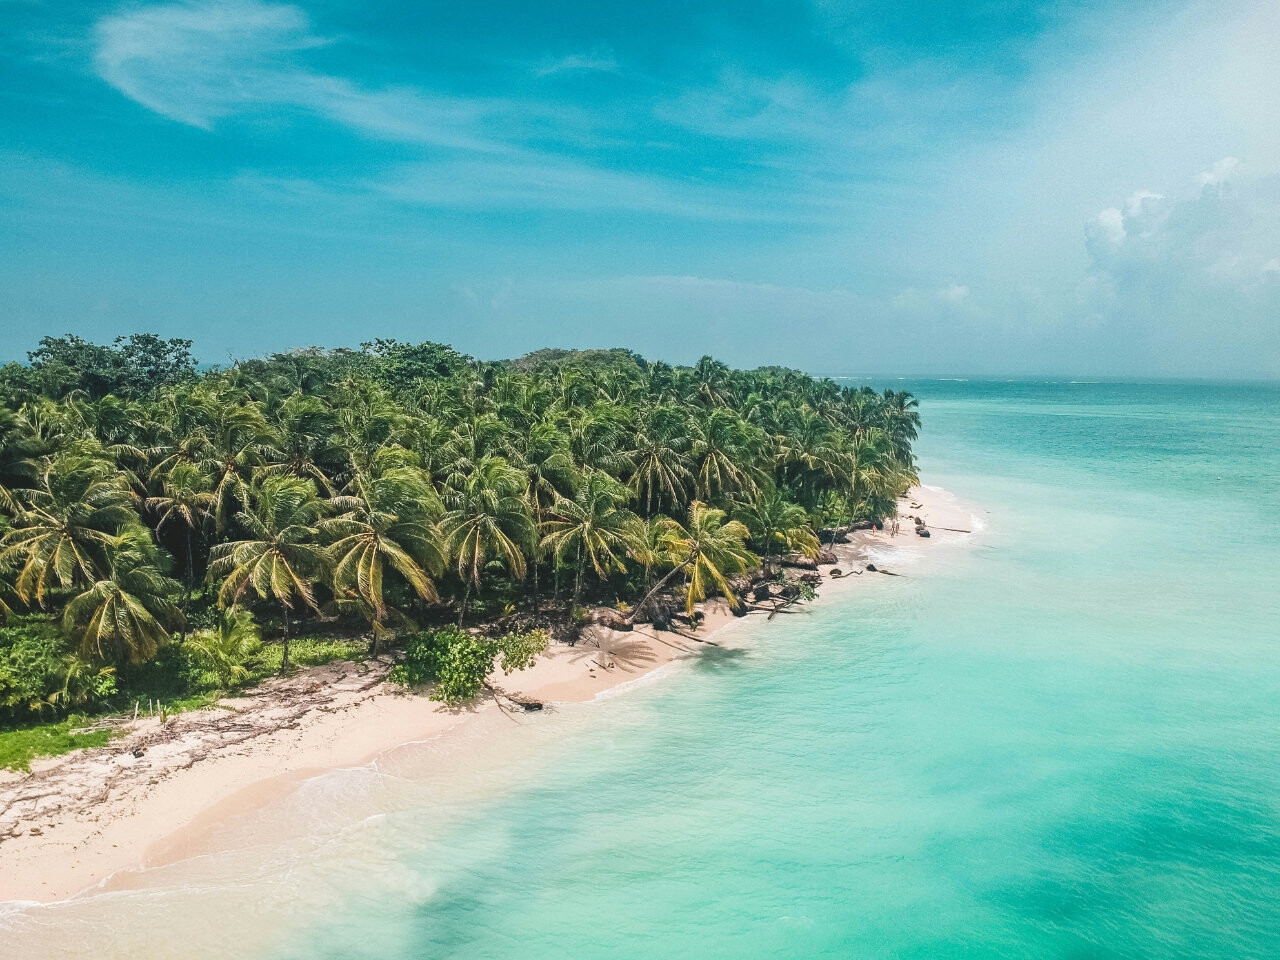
top-left (916, 527), bottom-right (931, 537)
top-left (816, 550), bottom-right (838, 566)
top-left (830, 568), bottom-right (844, 578)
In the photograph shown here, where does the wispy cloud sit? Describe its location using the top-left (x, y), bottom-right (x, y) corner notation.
top-left (92, 0), bottom-right (508, 149)
top-left (534, 49), bottom-right (620, 77)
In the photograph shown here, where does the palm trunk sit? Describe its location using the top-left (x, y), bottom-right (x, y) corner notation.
top-left (572, 542), bottom-right (583, 610)
top-left (180, 528), bottom-right (194, 641)
top-left (458, 581), bottom-right (472, 627)
top-left (625, 555), bottom-right (693, 625)
top-left (280, 602), bottom-right (291, 673)
top-left (532, 561), bottom-right (540, 616)
top-left (369, 612), bottom-right (381, 657)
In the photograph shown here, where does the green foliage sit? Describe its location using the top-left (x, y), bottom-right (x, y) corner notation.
top-left (0, 335), bottom-right (921, 759)
top-left (186, 609), bottom-right (262, 688)
top-left (249, 637), bottom-right (368, 675)
top-left (389, 627), bottom-right (548, 705)
top-left (22, 333), bottom-right (195, 400)
top-left (361, 339), bottom-right (472, 387)
top-left (0, 622), bottom-right (116, 719)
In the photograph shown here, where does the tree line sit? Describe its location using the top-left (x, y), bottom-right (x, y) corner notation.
top-left (0, 336), bottom-right (919, 718)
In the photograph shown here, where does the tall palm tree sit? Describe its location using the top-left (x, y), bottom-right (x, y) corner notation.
top-left (540, 471), bottom-right (638, 609)
top-left (209, 475), bottom-right (328, 671)
top-left (323, 467), bottom-right (445, 653)
top-left (263, 393), bottom-right (343, 495)
top-left (630, 501), bottom-right (757, 621)
top-left (625, 406), bottom-right (693, 516)
top-left (63, 529), bottom-right (182, 663)
top-left (691, 409), bottom-right (761, 503)
top-left (510, 420), bottom-right (576, 612)
top-left (440, 456), bottom-right (534, 624)
top-left (145, 461), bottom-right (215, 626)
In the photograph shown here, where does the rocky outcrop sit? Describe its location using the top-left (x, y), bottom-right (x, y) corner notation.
top-left (780, 554), bottom-right (818, 570)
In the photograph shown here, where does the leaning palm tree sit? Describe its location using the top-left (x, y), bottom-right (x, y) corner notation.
top-left (208, 474), bottom-right (328, 672)
top-left (440, 456), bottom-right (533, 625)
top-left (0, 453), bottom-right (134, 607)
top-left (629, 501), bottom-right (757, 621)
top-left (540, 471), bottom-right (638, 609)
top-left (145, 461), bottom-right (215, 626)
top-left (63, 529), bottom-right (182, 663)
top-left (323, 467), bottom-right (445, 653)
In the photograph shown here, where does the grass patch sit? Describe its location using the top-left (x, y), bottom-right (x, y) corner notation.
top-left (0, 635), bottom-right (372, 769)
top-left (247, 637), bottom-right (369, 678)
top-left (0, 717), bottom-right (115, 771)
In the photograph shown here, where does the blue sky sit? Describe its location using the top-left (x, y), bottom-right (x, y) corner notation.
top-left (2, 0), bottom-right (1278, 376)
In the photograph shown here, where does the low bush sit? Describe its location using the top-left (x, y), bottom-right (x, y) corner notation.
top-left (389, 628), bottom-right (548, 705)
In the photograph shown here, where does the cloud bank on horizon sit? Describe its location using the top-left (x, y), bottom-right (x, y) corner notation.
top-left (1, 0), bottom-right (1277, 376)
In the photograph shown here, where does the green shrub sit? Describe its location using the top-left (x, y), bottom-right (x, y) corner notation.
top-left (0, 622), bottom-right (115, 719)
top-left (389, 628), bottom-right (548, 705)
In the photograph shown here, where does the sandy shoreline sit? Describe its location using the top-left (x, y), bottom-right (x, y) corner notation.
top-left (0, 484), bottom-right (978, 905)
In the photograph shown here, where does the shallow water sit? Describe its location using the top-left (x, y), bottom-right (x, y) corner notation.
top-left (5, 380), bottom-right (1280, 958)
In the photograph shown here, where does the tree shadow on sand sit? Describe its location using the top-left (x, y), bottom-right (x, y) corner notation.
top-left (690, 645), bottom-right (751, 674)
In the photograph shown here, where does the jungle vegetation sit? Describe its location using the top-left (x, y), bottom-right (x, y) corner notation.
top-left (0, 335), bottom-right (919, 745)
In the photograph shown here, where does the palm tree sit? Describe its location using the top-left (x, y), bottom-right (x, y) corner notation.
top-left (691, 410), bottom-right (761, 503)
top-left (0, 406), bottom-right (39, 516)
top-left (63, 529), bottom-right (182, 663)
top-left (323, 467), bottom-right (445, 653)
top-left (630, 501), bottom-right (757, 621)
top-left (0, 454), bottom-right (133, 607)
top-left (736, 488), bottom-right (818, 573)
top-left (187, 608), bottom-right (262, 688)
top-left (197, 402), bottom-right (272, 530)
top-left (625, 406), bottom-right (693, 515)
top-left (263, 393), bottom-right (343, 495)
top-left (440, 456), bottom-right (534, 624)
top-left (208, 475), bottom-right (328, 671)
top-left (145, 461), bottom-right (215, 626)
top-left (510, 420), bottom-right (576, 612)
top-left (540, 471), bottom-right (638, 609)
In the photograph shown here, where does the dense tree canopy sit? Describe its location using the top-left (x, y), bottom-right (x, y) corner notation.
top-left (0, 336), bottom-right (920, 715)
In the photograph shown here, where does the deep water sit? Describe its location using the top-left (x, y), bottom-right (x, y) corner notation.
top-left (6, 380), bottom-right (1280, 959)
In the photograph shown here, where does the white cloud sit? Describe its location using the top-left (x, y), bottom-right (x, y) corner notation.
top-left (1081, 168), bottom-right (1280, 373)
top-left (1198, 156), bottom-right (1240, 185)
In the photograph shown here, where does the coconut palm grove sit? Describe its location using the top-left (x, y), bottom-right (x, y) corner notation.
top-left (0, 335), bottom-right (918, 759)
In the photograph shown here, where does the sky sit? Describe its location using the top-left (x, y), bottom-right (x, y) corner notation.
top-left (1, 0), bottom-right (1278, 377)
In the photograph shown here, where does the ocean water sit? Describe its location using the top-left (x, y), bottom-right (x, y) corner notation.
top-left (5, 380), bottom-right (1280, 959)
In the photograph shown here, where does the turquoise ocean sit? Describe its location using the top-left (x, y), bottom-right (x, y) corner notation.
top-left (5, 380), bottom-right (1280, 959)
